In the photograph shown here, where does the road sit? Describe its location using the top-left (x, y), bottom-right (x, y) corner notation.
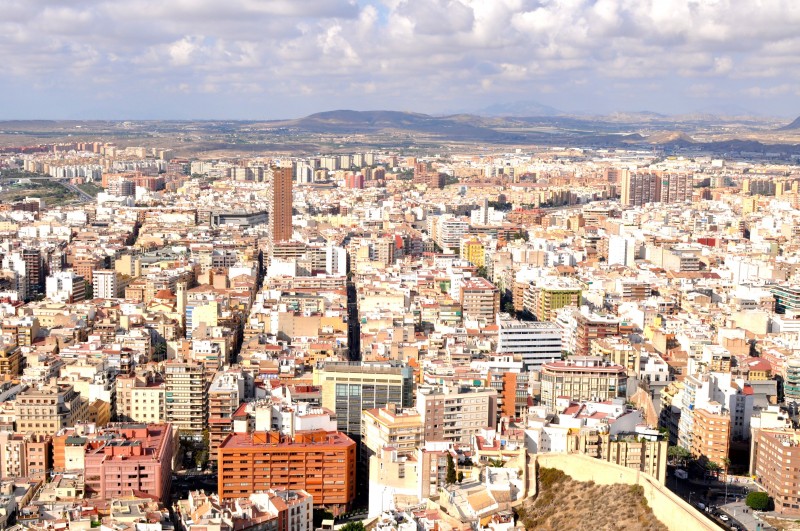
top-left (59, 179), bottom-right (94, 202)
top-left (1, 174), bottom-right (94, 202)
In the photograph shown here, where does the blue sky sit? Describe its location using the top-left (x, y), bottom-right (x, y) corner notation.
top-left (1, 0), bottom-right (799, 120)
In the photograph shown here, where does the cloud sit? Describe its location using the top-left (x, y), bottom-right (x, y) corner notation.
top-left (0, 0), bottom-right (799, 118)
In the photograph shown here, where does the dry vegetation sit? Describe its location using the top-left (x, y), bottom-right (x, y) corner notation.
top-left (763, 517), bottom-right (800, 531)
top-left (515, 468), bottom-right (668, 531)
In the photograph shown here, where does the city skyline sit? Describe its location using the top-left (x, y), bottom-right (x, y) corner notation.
top-left (2, 0), bottom-right (800, 119)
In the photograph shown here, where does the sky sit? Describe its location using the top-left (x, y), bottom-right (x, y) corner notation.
top-left (1, 0), bottom-right (800, 120)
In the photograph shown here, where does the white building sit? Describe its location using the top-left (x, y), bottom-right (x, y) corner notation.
top-left (92, 270), bottom-right (118, 299)
top-left (496, 313), bottom-right (563, 371)
top-left (608, 235), bottom-right (636, 267)
top-left (46, 271), bottom-right (86, 303)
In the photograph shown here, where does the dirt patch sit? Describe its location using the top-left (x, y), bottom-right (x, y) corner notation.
top-left (515, 468), bottom-right (668, 531)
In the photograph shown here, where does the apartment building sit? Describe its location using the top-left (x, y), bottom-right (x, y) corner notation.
top-left (217, 431), bottom-right (356, 515)
top-left (164, 361), bottom-right (208, 440)
top-left (524, 278), bottom-right (582, 321)
top-left (208, 370), bottom-right (246, 461)
top-left (690, 404), bottom-right (731, 468)
top-left (416, 386), bottom-right (497, 445)
top-left (362, 404), bottom-right (424, 457)
top-left (575, 310), bottom-right (620, 357)
top-left (115, 371), bottom-right (166, 423)
top-left (0, 432), bottom-right (52, 481)
top-left (539, 357), bottom-right (627, 411)
top-left (459, 277), bottom-right (499, 322)
top-left (83, 423), bottom-right (175, 503)
top-left (15, 383), bottom-right (89, 435)
top-left (0, 344), bottom-right (21, 378)
top-left (751, 428), bottom-right (800, 516)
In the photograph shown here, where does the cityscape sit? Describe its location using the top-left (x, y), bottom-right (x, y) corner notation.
top-left (3, 1), bottom-right (800, 531)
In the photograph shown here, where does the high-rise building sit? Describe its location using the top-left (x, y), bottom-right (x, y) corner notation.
top-left (164, 361), bottom-right (208, 440)
top-left (22, 248), bottom-right (44, 295)
top-left (208, 370), bottom-right (246, 461)
top-left (315, 362), bottom-right (414, 440)
top-left (621, 171), bottom-right (692, 207)
top-left (217, 431), bottom-right (356, 515)
top-left (608, 235), bottom-right (636, 267)
top-left (268, 166), bottom-right (293, 244)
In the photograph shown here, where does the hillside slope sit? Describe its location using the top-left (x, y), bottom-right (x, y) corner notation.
top-left (515, 468), bottom-right (668, 531)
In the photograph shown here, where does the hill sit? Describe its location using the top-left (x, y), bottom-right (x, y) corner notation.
top-left (779, 115), bottom-right (800, 130)
top-left (515, 468), bottom-right (668, 531)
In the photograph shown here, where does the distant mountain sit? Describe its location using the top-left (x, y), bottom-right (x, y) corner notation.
top-left (289, 109), bottom-right (508, 141)
top-left (645, 131), bottom-right (696, 145)
top-left (477, 100), bottom-right (562, 117)
top-left (779, 115), bottom-right (800, 130)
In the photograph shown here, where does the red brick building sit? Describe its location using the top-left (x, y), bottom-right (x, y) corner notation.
top-left (218, 431), bottom-right (356, 515)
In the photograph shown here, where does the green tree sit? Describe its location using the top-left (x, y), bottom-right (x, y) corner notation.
top-left (446, 453), bottom-right (457, 485)
top-left (487, 457), bottom-right (505, 468)
top-left (457, 471), bottom-right (464, 483)
top-left (475, 266), bottom-right (488, 279)
top-left (340, 523), bottom-right (365, 531)
top-left (667, 445), bottom-right (690, 465)
top-left (746, 491), bottom-right (771, 511)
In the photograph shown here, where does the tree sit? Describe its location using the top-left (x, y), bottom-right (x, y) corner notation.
top-left (667, 445), bottom-right (690, 465)
top-left (487, 457), bottom-right (505, 468)
top-left (340, 523), bottom-right (365, 531)
top-left (446, 453), bottom-right (457, 485)
top-left (457, 471), bottom-right (464, 483)
top-left (746, 491), bottom-right (772, 511)
top-left (476, 266), bottom-right (488, 279)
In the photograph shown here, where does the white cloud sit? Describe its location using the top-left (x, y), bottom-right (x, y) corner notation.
top-left (0, 0), bottom-right (799, 117)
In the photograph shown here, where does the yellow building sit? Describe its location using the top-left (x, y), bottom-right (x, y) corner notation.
top-left (460, 239), bottom-right (486, 268)
top-left (88, 399), bottom-right (111, 427)
top-left (362, 404), bottom-right (424, 456)
top-left (591, 337), bottom-right (640, 377)
top-left (0, 344), bottom-right (22, 379)
top-left (15, 384), bottom-right (89, 436)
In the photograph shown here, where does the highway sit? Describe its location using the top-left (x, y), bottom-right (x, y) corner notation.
top-left (1, 174), bottom-right (94, 203)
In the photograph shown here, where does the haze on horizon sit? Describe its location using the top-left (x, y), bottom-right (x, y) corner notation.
top-left (2, 0), bottom-right (800, 121)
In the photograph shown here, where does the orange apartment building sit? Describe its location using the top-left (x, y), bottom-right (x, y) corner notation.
top-left (690, 406), bottom-right (731, 468)
top-left (217, 430), bottom-right (356, 515)
top-left (751, 428), bottom-right (800, 515)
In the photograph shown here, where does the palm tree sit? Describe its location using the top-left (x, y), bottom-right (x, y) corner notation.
top-left (487, 457), bottom-right (505, 468)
